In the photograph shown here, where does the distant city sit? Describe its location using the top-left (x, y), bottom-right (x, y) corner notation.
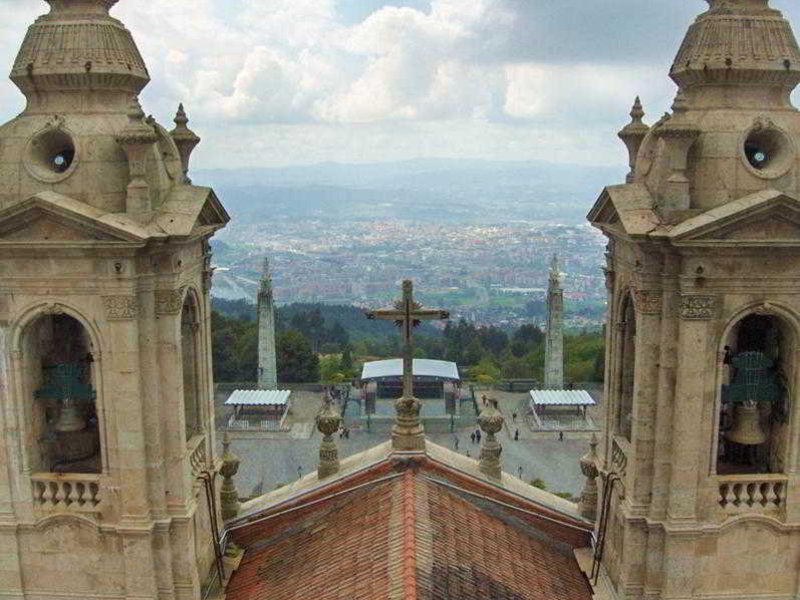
top-left (202, 159), bottom-right (618, 330)
top-left (211, 220), bottom-right (607, 330)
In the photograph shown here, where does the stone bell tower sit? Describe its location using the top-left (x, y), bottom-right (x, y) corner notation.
top-left (0, 1), bottom-right (229, 599)
top-left (587, 1), bottom-right (800, 599)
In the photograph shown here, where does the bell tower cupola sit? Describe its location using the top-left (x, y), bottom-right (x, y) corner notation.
top-left (671, 0), bottom-right (800, 109)
top-left (11, 0), bottom-right (149, 111)
top-left (630, 0), bottom-right (800, 212)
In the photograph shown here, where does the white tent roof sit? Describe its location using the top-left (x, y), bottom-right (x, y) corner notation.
top-left (361, 359), bottom-right (460, 382)
top-left (529, 389), bottom-right (595, 406)
top-left (225, 389), bottom-right (291, 406)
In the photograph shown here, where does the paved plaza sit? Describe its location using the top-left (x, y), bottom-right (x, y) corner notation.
top-left (217, 387), bottom-right (600, 500)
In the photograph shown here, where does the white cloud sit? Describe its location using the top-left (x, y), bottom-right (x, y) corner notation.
top-left (3, 0), bottom-right (797, 169)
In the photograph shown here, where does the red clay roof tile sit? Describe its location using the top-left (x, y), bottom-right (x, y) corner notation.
top-left (226, 463), bottom-right (592, 600)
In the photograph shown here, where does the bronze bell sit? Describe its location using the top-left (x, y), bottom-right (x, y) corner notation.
top-left (54, 398), bottom-right (86, 433)
top-left (726, 403), bottom-right (768, 446)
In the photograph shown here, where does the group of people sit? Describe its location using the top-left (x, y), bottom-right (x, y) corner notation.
top-left (325, 386), bottom-right (349, 404)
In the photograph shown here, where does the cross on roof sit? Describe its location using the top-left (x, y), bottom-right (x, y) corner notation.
top-left (367, 280), bottom-right (449, 400)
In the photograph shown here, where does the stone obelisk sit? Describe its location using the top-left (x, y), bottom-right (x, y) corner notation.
top-left (258, 257), bottom-right (278, 389)
top-left (544, 254), bottom-right (564, 388)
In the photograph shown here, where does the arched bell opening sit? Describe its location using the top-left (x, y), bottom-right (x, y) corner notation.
top-left (181, 293), bottom-right (202, 441)
top-left (717, 313), bottom-right (793, 475)
top-left (22, 313), bottom-right (101, 474)
top-left (616, 293), bottom-right (636, 442)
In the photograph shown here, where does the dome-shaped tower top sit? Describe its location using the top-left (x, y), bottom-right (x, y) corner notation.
top-left (11, 0), bottom-right (149, 108)
top-left (670, 0), bottom-right (800, 99)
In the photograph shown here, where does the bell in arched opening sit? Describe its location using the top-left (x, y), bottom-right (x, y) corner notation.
top-left (722, 351), bottom-right (781, 447)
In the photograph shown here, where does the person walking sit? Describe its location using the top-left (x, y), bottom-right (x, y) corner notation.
top-left (559, 431), bottom-right (564, 441)
top-left (470, 431), bottom-right (476, 444)
top-left (476, 429), bottom-right (482, 444)
top-left (514, 429), bottom-right (519, 441)
top-left (454, 437), bottom-right (460, 451)
top-left (512, 412), bottom-right (517, 422)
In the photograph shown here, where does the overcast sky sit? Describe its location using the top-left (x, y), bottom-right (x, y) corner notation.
top-left (1, 0), bottom-right (799, 170)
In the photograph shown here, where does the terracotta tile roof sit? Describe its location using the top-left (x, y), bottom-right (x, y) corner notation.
top-left (226, 463), bottom-right (593, 600)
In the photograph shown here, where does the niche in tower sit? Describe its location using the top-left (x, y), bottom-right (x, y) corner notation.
top-left (717, 313), bottom-right (792, 475)
top-left (25, 313), bottom-right (101, 474)
top-left (182, 293), bottom-right (201, 440)
top-left (616, 294), bottom-right (636, 442)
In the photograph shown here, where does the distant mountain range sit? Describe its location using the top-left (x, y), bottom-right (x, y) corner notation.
top-left (194, 159), bottom-right (625, 224)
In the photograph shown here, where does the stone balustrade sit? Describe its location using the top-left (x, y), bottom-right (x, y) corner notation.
top-left (31, 473), bottom-right (102, 514)
top-left (611, 437), bottom-right (628, 476)
top-left (188, 434), bottom-right (207, 481)
top-left (718, 474), bottom-right (787, 516)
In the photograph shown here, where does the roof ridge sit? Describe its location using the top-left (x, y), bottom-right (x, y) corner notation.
top-left (402, 470), bottom-right (418, 600)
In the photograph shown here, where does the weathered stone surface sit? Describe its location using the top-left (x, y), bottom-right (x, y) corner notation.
top-left (0, 1), bottom-right (229, 598)
top-left (588, 2), bottom-right (800, 599)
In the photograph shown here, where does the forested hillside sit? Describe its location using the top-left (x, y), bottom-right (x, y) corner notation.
top-left (211, 300), bottom-right (605, 384)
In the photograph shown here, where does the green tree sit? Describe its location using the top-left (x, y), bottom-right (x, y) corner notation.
top-left (277, 330), bottom-right (320, 383)
top-left (501, 348), bottom-right (529, 379)
top-left (341, 345), bottom-right (354, 372)
top-left (478, 326), bottom-right (509, 355)
top-left (463, 338), bottom-right (485, 366)
top-left (319, 355), bottom-right (342, 381)
top-left (470, 356), bottom-right (501, 382)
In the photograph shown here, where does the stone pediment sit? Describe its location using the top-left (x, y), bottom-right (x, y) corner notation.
top-left (669, 190), bottom-right (800, 247)
top-left (0, 192), bottom-right (148, 245)
top-left (155, 186), bottom-right (230, 237)
top-left (587, 183), bottom-right (663, 238)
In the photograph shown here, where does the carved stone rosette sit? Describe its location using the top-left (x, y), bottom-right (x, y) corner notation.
top-left (633, 290), bottom-right (662, 315)
top-left (102, 295), bottom-right (138, 320)
top-left (316, 400), bottom-right (342, 479)
top-left (392, 395), bottom-right (425, 451)
top-left (579, 434), bottom-right (600, 522)
top-left (219, 433), bottom-right (241, 521)
top-left (679, 294), bottom-right (716, 320)
top-left (155, 288), bottom-right (185, 315)
top-left (478, 401), bottom-right (504, 481)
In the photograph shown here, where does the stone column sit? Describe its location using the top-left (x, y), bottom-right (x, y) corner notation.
top-left (479, 401), bottom-right (504, 481)
top-left (649, 255), bottom-right (680, 522)
top-left (667, 295), bottom-right (716, 525)
top-left (631, 288), bottom-right (663, 510)
top-left (316, 400), bottom-right (341, 479)
top-left (155, 290), bottom-right (191, 513)
top-left (0, 323), bottom-right (24, 596)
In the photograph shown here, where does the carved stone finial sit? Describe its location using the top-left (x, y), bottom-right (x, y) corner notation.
top-left (671, 90), bottom-right (689, 115)
top-left (170, 103), bottom-right (201, 184)
top-left (316, 399), bottom-right (342, 479)
top-left (579, 433), bottom-right (600, 522)
top-left (618, 97), bottom-right (650, 183)
top-left (116, 96), bottom-right (158, 215)
top-left (478, 400), bottom-right (504, 481)
top-left (220, 433), bottom-right (241, 521)
top-left (630, 96), bottom-right (644, 123)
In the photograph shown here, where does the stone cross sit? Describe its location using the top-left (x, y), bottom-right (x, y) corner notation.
top-left (367, 280), bottom-right (449, 450)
